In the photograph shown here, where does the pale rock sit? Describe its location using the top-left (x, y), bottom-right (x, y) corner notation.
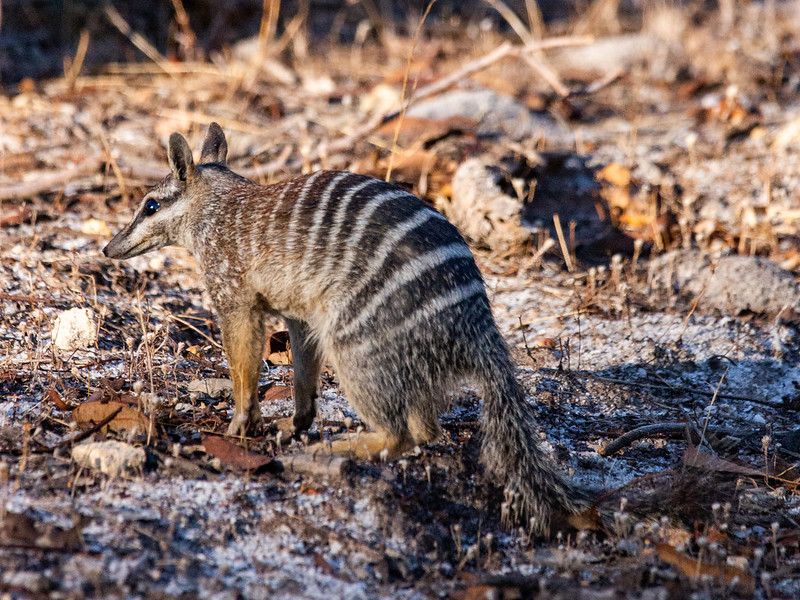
top-left (71, 440), bottom-right (145, 477)
top-left (52, 307), bottom-right (97, 352)
top-left (442, 158), bottom-right (530, 251)
top-left (187, 378), bottom-right (234, 399)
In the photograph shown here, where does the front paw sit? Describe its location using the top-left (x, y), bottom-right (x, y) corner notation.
top-left (226, 411), bottom-right (264, 437)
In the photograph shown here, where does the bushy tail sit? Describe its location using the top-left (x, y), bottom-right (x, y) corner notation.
top-left (478, 352), bottom-right (581, 534)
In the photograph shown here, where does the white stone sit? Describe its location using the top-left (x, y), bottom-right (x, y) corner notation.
top-left (71, 440), bottom-right (146, 477)
top-left (51, 307), bottom-right (97, 352)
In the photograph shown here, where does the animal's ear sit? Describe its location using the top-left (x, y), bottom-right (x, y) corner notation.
top-left (198, 122), bottom-right (228, 166)
top-left (168, 133), bottom-right (195, 181)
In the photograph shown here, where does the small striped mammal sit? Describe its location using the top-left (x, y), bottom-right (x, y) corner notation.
top-left (104, 123), bottom-right (580, 531)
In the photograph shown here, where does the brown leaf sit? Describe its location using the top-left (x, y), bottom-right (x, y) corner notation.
top-left (683, 446), bottom-right (763, 477)
top-left (264, 330), bottom-right (292, 364)
top-left (201, 434), bottom-right (275, 471)
top-left (47, 388), bottom-right (75, 411)
top-left (263, 385), bottom-right (292, 403)
top-left (73, 400), bottom-right (149, 434)
top-left (656, 543), bottom-right (754, 595)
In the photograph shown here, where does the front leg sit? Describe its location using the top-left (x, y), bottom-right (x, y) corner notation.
top-left (218, 305), bottom-right (266, 437)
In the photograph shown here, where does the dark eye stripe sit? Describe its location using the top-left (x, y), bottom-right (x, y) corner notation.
top-left (143, 199), bottom-right (160, 216)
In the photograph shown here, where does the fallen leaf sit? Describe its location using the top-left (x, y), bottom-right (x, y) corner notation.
top-left (597, 162), bottom-right (631, 187)
top-left (73, 400), bottom-right (149, 434)
top-left (656, 543), bottom-right (754, 595)
top-left (683, 446), bottom-right (763, 477)
top-left (263, 385), bottom-right (293, 403)
top-left (47, 388), bottom-right (75, 411)
top-left (201, 434), bottom-right (275, 471)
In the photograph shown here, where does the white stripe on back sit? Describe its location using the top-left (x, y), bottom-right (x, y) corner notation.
top-left (336, 189), bottom-right (413, 282)
top-left (338, 242), bottom-right (475, 337)
top-left (344, 207), bottom-right (447, 302)
top-left (319, 178), bottom-right (377, 277)
top-left (299, 171), bottom-right (353, 274)
top-left (346, 279), bottom-right (486, 352)
top-left (285, 171), bottom-right (324, 258)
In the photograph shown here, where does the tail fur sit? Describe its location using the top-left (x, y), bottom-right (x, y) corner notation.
top-left (478, 350), bottom-right (581, 534)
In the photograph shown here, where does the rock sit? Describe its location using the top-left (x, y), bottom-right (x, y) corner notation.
top-left (648, 250), bottom-right (800, 316)
top-left (3, 571), bottom-right (52, 593)
top-left (442, 158), bottom-right (531, 251)
top-left (407, 87), bottom-right (569, 143)
top-left (51, 307), bottom-right (96, 352)
top-left (71, 440), bottom-right (146, 477)
top-left (187, 378), bottom-right (234, 399)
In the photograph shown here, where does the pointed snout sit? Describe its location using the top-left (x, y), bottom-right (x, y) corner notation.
top-left (102, 230), bottom-right (141, 260)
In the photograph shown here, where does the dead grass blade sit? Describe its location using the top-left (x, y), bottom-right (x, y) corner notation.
top-left (656, 543), bottom-right (754, 595)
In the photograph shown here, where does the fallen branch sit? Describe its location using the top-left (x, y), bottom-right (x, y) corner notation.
top-left (276, 452), bottom-right (351, 478)
top-left (289, 35), bottom-right (592, 171)
top-left (0, 159), bottom-right (101, 200)
top-left (541, 367), bottom-right (781, 408)
top-left (600, 422), bottom-right (700, 457)
top-left (53, 406), bottom-right (123, 450)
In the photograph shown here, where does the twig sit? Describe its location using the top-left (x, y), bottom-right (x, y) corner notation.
top-left (0, 293), bottom-right (63, 305)
top-left (167, 315), bottom-right (224, 350)
top-left (288, 36), bottom-right (591, 171)
top-left (53, 407), bottom-right (123, 450)
top-left (64, 29), bottom-right (90, 91)
top-left (540, 367), bottom-right (781, 408)
top-left (552, 213), bottom-right (574, 272)
top-left (385, 0), bottom-right (437, 182)
top-left (0, 159), bottom-right (101, 200)
top-left (600, 422), bottom-right (700, 456)
top-left (103, 3), bottom-right (174, 75)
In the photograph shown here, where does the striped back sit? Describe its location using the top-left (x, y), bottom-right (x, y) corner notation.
top-left (273, 172), bottom-right (484, 335)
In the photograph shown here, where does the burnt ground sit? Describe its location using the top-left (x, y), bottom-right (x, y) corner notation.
top-left (2, 2), bottom-right (800, 599)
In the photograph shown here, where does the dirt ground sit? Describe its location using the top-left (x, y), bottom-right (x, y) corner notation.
top-left (2, 2), bottom-right (800, 599)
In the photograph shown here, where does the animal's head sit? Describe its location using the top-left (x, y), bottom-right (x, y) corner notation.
top-left (103, 122), bottom-right (228, 259)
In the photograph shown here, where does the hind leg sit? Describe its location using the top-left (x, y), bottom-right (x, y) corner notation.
top-left (272, 318), bottom-right (321, 436)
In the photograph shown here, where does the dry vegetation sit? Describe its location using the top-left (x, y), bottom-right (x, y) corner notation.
top-left (1, 1), bottom-right (800, 598)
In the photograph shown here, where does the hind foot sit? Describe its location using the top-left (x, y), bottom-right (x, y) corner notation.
top-left (307, 430), bottom-right (414, 461)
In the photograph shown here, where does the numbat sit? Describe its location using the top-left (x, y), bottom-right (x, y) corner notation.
top-left (104, 123), bottom-right (580, 530)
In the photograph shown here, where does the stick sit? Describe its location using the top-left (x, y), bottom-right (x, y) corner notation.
top-left (288, 35), bottom-right (592, 170)
top-left (103, 4), bottom-right (174, 74)
top-left (599, 422), bottom-right (700, 456)
top-left (0, 160), bottom-right (101, 200)
top-left (540, 367), bottom-right (781, 407)
top-left (276, 452), bottom-right (351, 478)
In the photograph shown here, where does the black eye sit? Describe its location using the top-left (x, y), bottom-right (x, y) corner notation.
top-left (143, 199), bottom-right (160, 216)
